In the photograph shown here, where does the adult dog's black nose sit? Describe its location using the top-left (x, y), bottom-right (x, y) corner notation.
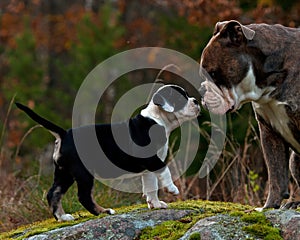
top-left (199, 84), bottom-right (207, 98)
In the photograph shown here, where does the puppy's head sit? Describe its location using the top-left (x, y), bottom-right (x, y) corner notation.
top-left (151, 85), bottom-right (200, 123)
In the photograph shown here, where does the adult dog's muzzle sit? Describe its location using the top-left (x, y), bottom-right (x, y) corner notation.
top-left (199, 80), bottom-right (235, 115)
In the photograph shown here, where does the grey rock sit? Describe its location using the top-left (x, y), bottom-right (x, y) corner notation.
top-left (181, 209), bottom-right (300, 240)
top-left (265, 209), bottom-right (300, 240)
top-left (180, 214), bottom-right (256, 240)
top-left (25, 209), bottom-right (192, 240)
top-left (21, 208), bottom-right (300, 240)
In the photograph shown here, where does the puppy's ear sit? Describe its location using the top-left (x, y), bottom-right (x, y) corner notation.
top-left (217, 20), bottom-right (255, 45)
top-left (153, 93), bottom-right (175, 113)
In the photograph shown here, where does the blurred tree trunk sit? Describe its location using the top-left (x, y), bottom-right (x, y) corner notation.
top-left (40, 1), bottom-right (62, 88)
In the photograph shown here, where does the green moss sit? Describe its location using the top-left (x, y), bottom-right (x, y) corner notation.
top-left (243, 224), bottom-right (282, 240)
top-left (138, 200), bottom-right (252, 240)
top-left (229, 211), bottom-right (245, 217)
top-left (0, 211), bottom-right (94, 240)
top-left (139, 220), bottom-right (192, 240)
top-left (138, 201), bottom-right (283, 240)
top-left (114, 203), bottom-right (148, 214)
top-left (2, 200), bottom-right (282, 240)
top-left (189, 232), bottom-right (201, 240)
top-left (170, 199), bottom-right (251, 213)
top-left (241, 211), bottom-right (266, 224)
top-left (0, 204), bottom-right (147, 240)
top-left (240, 211), bottom-right (283, 240)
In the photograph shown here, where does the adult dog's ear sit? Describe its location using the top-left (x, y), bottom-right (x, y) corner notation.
top-left (216, 20), bottom-right (255, 45)
top-left (153, 92), bottom-right (175, 113)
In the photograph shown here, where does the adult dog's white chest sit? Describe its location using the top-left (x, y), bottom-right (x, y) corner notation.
top-left (253, 99), bottom-right (300, 152)
top-left (228, 65), bottom-right (300, 152)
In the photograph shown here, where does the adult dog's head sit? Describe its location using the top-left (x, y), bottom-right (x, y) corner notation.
top-left (199, 20), bottom-right (277, 114)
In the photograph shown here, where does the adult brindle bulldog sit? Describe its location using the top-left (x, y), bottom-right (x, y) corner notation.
top-left (200, 20), bottom-right (300, 209)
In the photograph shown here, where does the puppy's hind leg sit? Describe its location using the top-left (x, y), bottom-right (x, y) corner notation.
top-left (47, 166), bottom-right (75, 221)
top-left (75, 168), bottom-right (115, 215)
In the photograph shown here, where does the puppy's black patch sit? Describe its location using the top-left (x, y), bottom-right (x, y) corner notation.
top-left (153, 85), bottom-right (189, 112)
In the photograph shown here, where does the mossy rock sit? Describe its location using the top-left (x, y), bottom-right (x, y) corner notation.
top-left (1, 200), bottom-right (297, 240)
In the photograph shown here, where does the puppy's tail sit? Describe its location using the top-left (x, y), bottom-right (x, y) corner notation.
top-left (15, 102), bottom-right (66, 138)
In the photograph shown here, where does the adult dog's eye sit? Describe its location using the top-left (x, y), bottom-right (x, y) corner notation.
top-left (209, 71), bottom-right (217, 79)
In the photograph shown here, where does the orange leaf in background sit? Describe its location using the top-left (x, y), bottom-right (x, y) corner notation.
top-left (27, 100), bottom-right (35, 109)
top-left (0, 13), bottom-right (23, 47)
top-left (6, 0), bottom-right (25, 14)
top-left (15, 156), bottom-right (22, 164)
top-left (32, 0), bottom-right (41, 6)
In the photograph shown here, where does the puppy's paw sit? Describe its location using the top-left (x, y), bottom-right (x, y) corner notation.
top-left (147, 200), bottom-right (168, 209)
top-left (166, 184), bottom-right (179, 195)
top-left (106, 208), bottom-right (116, 215)
top-left (254, 207), bottom-right (264, 212)
top-left (58, 214), bottom-right (75, 221)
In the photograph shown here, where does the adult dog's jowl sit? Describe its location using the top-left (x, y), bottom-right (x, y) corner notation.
top-left (200, 20), bottom-right (300, 209)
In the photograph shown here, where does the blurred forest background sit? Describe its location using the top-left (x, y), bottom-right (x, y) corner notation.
top-left (1, 0), bottom-right (300, 232)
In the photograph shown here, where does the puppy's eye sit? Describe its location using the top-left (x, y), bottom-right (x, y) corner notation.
top-left (55, 140), bottom-right (59, 145)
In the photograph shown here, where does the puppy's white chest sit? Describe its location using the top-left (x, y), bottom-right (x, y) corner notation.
top-left (253, 99), bottom-right (300, 152)
top-left (157, 141), bottom-right (169, 162)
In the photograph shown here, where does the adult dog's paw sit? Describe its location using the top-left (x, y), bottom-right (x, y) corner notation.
top-left (281, 201), bottom-right (300, 209)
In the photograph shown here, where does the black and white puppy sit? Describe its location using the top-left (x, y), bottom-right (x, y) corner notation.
top-left (16, 84), bottom-right (200, 221)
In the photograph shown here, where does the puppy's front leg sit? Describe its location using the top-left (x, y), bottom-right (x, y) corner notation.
top-left (156, 167), bottom-right (179, 195)
top-left (142, 172), bottom-right (168, 209)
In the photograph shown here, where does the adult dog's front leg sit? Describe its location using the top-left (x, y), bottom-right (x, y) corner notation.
top-left (142, 172), bottom-right (168, 209)
top-left (258, 119), bottom-right (290, 209)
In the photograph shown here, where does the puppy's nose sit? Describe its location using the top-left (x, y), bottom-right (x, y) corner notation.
top-left (193, 98), bottom-right (199, 105)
